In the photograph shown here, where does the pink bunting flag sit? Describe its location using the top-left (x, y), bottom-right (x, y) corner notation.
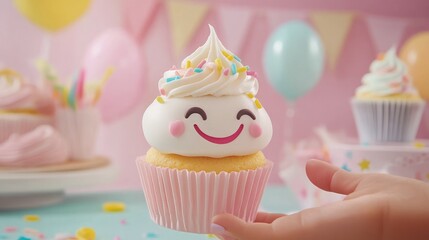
top-left (217, 5), bottom-right (254, 55)
top-left (366, 15), bottom-right (409, 53)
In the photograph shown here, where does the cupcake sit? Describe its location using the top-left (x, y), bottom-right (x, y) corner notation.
top-left (136, 25), bottom-right (273, 234)
top-left (0, 69), bottom-right (54, 143)
top-left (0, 125), bottom-right (69, 168)
top-left (351, 47), bottom-right (425, 144)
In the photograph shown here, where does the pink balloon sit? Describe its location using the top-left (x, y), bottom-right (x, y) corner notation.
top-left (84, 28), bottom-right (144, 123)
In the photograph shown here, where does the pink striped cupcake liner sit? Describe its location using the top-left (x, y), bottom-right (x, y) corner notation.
top-left (136, 157), bottom-right (272, 233)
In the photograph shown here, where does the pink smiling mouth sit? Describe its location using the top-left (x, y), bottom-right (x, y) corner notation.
top-left (194, 124), bottom-right (244, 144)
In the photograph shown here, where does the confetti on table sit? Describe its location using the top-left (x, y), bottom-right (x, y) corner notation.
top-left (342, 164), bottom-right (351, 172)
top-left (23, 215), bottom-right (40, 222)
top-left (414, 141), bottom-right (425, 149)
top-left (18, 236), bottom-right (31, 240)
top-left (145, 232), bottom-right (158, 238)
top-left (120, 219), bottom-right (127, 225)
top-left (3, 226), bottom-right (17, 233)
top-left (76, 227), bottom-right (96, 240)
top-left (359, 159), bottom-right (370, 171)
top-left (54, 233), bottom-right (75, 240)
top-left (113, 236), bottom-right (121, 240)
top-left (24, 228), bottom-right (43, 239)
top-left (103, 202), bottom-right (126, 212)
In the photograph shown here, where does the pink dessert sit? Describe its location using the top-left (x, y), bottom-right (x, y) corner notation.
top-left (0, 125), bottom-right (69, 167)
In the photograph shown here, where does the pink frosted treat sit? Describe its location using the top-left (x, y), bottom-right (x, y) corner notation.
top-left (0, 69), bottom-right (54, 143)
top-left (136, 25), bottom-right (273, 234)
top-left (0, 125), bottom-right (69, 167)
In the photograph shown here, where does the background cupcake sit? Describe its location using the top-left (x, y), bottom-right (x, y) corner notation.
top-left (0, 69), bottom-right (54, 143)
top-left (351, 47), bottom-right (425, 144)
top-left (137, 25), bottom-right (273, 234)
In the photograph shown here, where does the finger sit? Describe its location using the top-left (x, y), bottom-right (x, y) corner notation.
top-left (272, 198), bottom-right (382, 240)
top-left (212, 213), bottom-right (278, 240)
top-left (306, 159), bottom-right (364, 195)
top-left (255, 212), bottom-right (286, 223)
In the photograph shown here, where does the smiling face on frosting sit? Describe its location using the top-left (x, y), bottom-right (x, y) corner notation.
top-left (143, 95), bottom-right (272, 157)
top-left (142, 25), bottom-right (272, 158)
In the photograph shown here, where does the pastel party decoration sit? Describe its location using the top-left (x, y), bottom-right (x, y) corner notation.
top-left (263, 21), bottom-right (325, 101)
top-left (310, 11), bottom-right (355, 70)
top-left (13, 0), bottom-right (91, 32)
top-left (366, 15), bottom-right (408, 54)
top-left (83, 29), bottom-right (145, 122)
top-left (165, 0), bottom-right (210, 57)
top-left (36, 60), bottom-right (111, 110)
top-left (400, 32), bottom-right (429, 100)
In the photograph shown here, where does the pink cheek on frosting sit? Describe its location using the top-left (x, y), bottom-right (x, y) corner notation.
top-left (249, 123), bottom-right (262, 138)
top-left (169, 120), bottom-right (185, 137)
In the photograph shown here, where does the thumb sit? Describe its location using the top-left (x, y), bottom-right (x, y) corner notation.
top-left (212, 214), bottom-right (277, 240)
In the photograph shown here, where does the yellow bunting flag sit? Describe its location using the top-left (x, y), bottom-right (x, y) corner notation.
top-left (310, 11), bottom-right (355, 70)
top-left (165, 0), bottom-right (210, 57)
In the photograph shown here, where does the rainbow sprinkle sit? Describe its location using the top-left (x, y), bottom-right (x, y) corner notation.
top-left (194, 68), bottom-right (203, 73)
top-left (233, 55), bottom-right (241, 62)
top-left (254, 99), bottom-right (263, 109)
top-left (197, 59), bottom-right (206, 68)
top-left (186, 60), bottom-right (192, 68)
top-left (156, 96), bottom-right (165, 104)
top-left (166, 76), bottom-right (181, 83)
top-left (215, 58), bottom-right (223, 71)
top-left (231, 63), bottom-right (237, 75)
top-left (247, 71), bottom-right (258, 77)
top-left (223, 69), bottom-right (230, 76)
top-left (246, 93), bottom-right (254, 99)
top-left (237, 66), bottom-right (247, 73)
top-left (160, 88), bottom-right (166, 95)
top-left (221, 50), bottom-right (234, 61)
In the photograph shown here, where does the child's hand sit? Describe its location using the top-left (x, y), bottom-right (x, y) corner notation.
top-left (211, 159), bottom-right (429, 240)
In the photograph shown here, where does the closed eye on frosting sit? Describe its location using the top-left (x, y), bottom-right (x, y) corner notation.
top-left (185, 107), bottom-right (207, 120)
top-left (236, 109), bottom-right (256, 120)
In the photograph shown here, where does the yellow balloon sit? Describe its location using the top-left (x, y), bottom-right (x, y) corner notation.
top-left (400, 32), bottom-right (429, 101)
top-left (13, 0), bottom-right (91, 32)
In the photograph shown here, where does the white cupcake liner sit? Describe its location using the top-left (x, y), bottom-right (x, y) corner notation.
top-left (351, 99), bottom-right (425, 144)
top-left (55, 107), bottom-right (100, 160)
top-left (136, 157), bottom-right (273, 233)
top-left (0, 114), bottom-right (52, 143)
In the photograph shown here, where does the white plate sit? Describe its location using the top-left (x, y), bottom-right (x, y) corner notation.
top-left (0, 161), bottom-right (118, 209)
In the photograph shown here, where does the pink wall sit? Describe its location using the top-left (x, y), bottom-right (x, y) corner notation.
top-left (1, 0), bottom-right (429, 190)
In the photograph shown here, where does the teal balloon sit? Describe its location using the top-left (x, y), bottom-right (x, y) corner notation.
top-left (263, 21), bottom-right (325, 101)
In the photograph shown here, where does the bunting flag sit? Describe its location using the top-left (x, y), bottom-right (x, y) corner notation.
top-left (266, 9), bottom-right (307, 30)
top-left (217, 6), bottom-right (254, 55)
top-left (165, 0), bottom-right (210, 57)
top-left (310, 11), bottom-right (355, 70)
top-left (123, 0), bottom-right (161, 42)
top-left (366, 15), bottom-right (408, 53)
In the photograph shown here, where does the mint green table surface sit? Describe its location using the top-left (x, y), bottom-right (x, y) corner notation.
top-left (0, 186), bottom-right (300, 240)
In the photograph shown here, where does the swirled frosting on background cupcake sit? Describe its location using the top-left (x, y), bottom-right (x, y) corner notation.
top-left (143, 25), bottom-right (272, 158)
top-left (0, 125), bottom-right (69, 167)
top-left (0, 69), bottom-right (54, 114)
top-left (355, 47), bottom-right (421, 100)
